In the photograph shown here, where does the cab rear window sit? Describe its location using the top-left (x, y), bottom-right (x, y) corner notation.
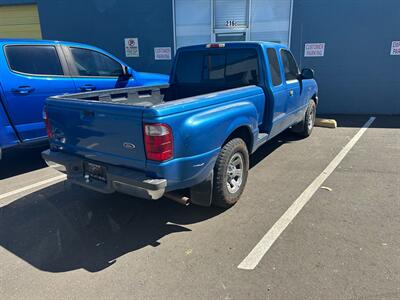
top-left (175, 48), bottom-right (259, 89)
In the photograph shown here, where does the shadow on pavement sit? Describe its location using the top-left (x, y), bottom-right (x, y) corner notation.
top-left (0, 182), bottom-right (223, 273)
top-left (0, 130), bottom-right (303, 274)
top-left (0, 146), bottom-right (48, 180)
top-left (250, 130), bottom-right (303, 169)
top-left (2, 115), bottom-right (387, 273)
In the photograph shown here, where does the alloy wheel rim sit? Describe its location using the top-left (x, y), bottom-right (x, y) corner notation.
top-left (226, 153), bottom-right (244, 194)
top-left (308, 106), bottom-right (315, 130)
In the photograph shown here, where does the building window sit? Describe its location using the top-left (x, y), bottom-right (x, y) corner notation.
top-left (175, 0), bottom-right (212, 49)
top-left (250, 0), bottom-right (292, 45)
top-left (215, 32), bottom-right (246, 42)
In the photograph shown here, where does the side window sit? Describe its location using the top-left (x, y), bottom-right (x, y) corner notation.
top-left (5, 45), bottom-right (63, 76)
top-left (266, 48), bottom-right (282, 86)
top-left (70, 47), bottom-right (123, 77)
top-left (280, 49), bottom-right (299, 81)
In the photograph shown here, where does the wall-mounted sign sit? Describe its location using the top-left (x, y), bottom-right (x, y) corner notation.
top-left (304, 43), bottom-right (325, 57)
top-left (154, 47), bottom-right (172, 60)
top-left (125, 38), bottom-right (139, 57)
top-left (390, 41), bottom-right (400, 55)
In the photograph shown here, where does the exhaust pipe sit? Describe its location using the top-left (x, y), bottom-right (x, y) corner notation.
top-left (165, 193), bottom-right (190, 206)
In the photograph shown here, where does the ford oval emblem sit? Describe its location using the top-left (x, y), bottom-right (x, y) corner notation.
top-left (123, 142), bottom-right (136, 150)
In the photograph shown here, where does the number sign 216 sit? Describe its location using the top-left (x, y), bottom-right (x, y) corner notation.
top-left (225, 20), bottom-right (238, 27)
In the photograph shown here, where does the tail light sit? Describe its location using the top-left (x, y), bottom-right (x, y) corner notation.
top-left (144, 123), bottom-right (173, 162)
top-left (43, 108), bottom-right (53, 138)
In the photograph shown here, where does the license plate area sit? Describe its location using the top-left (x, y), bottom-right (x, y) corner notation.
top-left (83, 161), bottom-right (107, 182)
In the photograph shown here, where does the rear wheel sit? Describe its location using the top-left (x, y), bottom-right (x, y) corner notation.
top-left (292, 100), bottom-right (316, 138)
top-left (212, 138), bottom-right (249, 208)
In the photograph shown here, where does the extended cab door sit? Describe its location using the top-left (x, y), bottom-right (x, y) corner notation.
top-left (265, 48), bottom-right (287, 134)
top-left (64, 46), bottom-right (137, 92)
top-left (280, 49), bottom-right (302, 125)
top-left (0, 44), bottom-right (76, 141)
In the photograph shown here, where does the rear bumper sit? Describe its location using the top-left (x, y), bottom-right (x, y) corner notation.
top-left (42, 149), bottom-right (167, 200)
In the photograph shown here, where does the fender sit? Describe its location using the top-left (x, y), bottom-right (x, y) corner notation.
top-left (301, 79), bottom-right (318, 107)
top-left (179, 100), bottom-right (260, 157)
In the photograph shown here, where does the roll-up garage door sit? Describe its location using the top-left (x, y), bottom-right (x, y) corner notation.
top-left (0, 4), bottom-right (42, 39)
top-left (214, 0), bottom-right (249, 29)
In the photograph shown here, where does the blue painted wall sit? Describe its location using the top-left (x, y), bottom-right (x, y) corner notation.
top-left (2, 0), bottom-right (399, 114)
top-left (37, 0), bottom-right (174, 74)
top-left (290, 0), bottom-right (400, 114)
top-left (0, 0), bottom-right (35, 4)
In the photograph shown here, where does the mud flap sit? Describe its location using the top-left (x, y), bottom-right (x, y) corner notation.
top-left (190, 170), bottom-right (213, 207)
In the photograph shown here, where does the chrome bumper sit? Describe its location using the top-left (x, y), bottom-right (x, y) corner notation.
top-left (42, 149), bottom-right (167, 200)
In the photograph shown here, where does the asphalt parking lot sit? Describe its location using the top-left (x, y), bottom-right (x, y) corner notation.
top-left (0, 115), bottom-right (399, 300)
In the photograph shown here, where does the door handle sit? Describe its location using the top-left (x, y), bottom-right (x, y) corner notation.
top-left (12, 86), bottom-right (35, 95)
top-left (79, 84), bottom-right (96, 92)
top-left (289, 90), bottom-right (294, 97)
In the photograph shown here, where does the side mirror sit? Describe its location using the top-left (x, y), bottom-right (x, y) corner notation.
top-left (300, 68), bottom-right (315, 80)
top-left (121, 65), bottom-right (132, 78)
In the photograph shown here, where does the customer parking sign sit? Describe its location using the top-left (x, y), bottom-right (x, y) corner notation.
top-left (304, 43), bottom-right (325, 57)
top-left (390, 41), bottom-right (400, 55)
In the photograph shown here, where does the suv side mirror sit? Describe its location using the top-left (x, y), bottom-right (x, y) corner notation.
top-left (301, 68), bottom-right (314, 80)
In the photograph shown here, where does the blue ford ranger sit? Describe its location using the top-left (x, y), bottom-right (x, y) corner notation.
top-left (42, 42), bottom-right (318, 208)
top-left (0, 39), bottom-right (168, 159)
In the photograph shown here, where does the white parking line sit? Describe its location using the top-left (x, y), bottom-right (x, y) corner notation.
top-left (238, 117), bottom-right (376, 270)
top-left (0, 174), bottom-right (66, 201)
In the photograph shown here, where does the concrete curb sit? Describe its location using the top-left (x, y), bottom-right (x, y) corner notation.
top-left (315, 118), bottom-right (337, 128)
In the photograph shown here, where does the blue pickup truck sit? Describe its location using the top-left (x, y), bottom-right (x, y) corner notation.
top-left (42, 42), bottom-right (318, 208)
top-left (0, 39), bottom-right (168, 159)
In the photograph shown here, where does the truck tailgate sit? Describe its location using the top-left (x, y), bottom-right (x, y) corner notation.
top-left (46, 100), bottom-right (147, 170)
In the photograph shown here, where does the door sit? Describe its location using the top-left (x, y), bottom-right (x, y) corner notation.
top-left (65, 47), bottom-right (136, 92)
top-left (0, 44), bottom-right (76, 141)
top-left (265, 48), bottom-right (287, 136)
top-left (280, 49), bottom-right (301, 125)
top-left (0, 4), bottom-right (42, 39)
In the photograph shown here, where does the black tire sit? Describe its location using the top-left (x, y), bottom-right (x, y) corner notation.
top-left (291, 100), bottom-right (316, 138)
top-left (212, 138), bottom-right (249, 208)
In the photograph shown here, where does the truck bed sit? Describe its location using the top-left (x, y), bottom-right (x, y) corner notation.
top-left (51, 84), bottom-right (169, 107)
